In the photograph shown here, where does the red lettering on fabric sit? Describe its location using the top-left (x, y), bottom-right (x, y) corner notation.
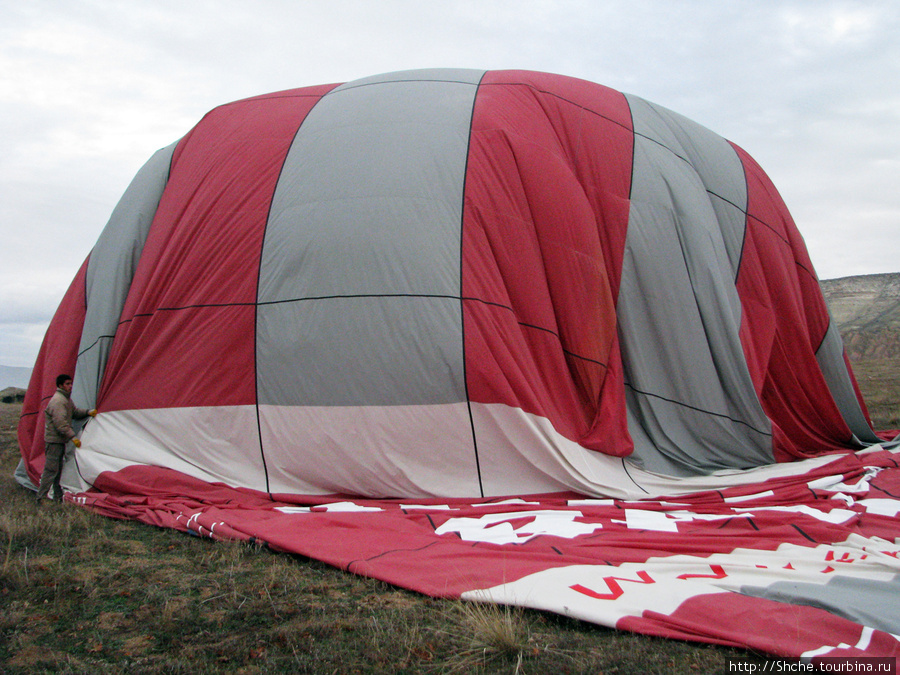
top-left (570, 571), bottom-right (655, 600)
top-left (677, 564), bottom-right (727, 580)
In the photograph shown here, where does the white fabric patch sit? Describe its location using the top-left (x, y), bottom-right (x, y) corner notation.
top-left (724, 490), bottom-right (775, 503)
top-left (733, 505), bottom-right (857, 524)
top-left (808, 467), bottom-right (881, 494)
top-left (618, 509), bottom-right (751, 532)
top-left (568, 499), bottom-right (616, 507)
top-left (857, 499), bottom-right (900, 518)
top-left (801, 625), bottom-right (875, 659)
top-left (399, 504), bottom-right (454, 510)
top-left (462, 535), bottom-right (900, 631)
top-left (276, 502), bottom-right (384, 514)
top-left (435, 510), bottom-right (602, 545)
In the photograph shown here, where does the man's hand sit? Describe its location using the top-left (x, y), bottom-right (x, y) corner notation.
top-left (89, 409), bottom-right (97, 417)
top-left (72, 438), bottom-right (81, 448)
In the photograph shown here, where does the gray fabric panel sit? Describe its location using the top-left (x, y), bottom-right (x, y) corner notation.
top-left (816, 320), bottom-right (881, 443)
top-left (14, 458), bottom-right (36, 491)
top-left (257, 296), bottom-right (465, 406)
top-left (257, 69), bottom-right (483, 407)
top-left (628, 99), bottom-right (748, 277)
top-left (73, 142), bottom-right (177, 409)
top-left (620, 95), bottom-right (772, 475)
top-left (741, 573), bottom-right (900, 637)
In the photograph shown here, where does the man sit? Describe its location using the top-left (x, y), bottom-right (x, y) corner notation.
top-left (36, 374), bottom-right (96, 503)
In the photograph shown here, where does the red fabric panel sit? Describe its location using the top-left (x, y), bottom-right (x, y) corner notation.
top-left (733, 143), bottom-right (854, 460)
top-left (462, 70), bottom-right (634, 455)
top-left (98, 86), bottom-right (336, 412)
top-left (71, 447), bottom-right (900, 659)
top-left (619, 593), bottom-right (899, 658)
top-left (76, 457), bottom-right (858, 596)
top-left (17, 258), bottom-right (89, 484)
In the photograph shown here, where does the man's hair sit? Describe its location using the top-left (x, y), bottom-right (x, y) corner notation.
top-left (56, 374), bottom-right (73, 387)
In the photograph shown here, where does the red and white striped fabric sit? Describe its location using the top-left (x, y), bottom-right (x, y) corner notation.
top-left (18, 69), bottom-right (899, 661)
top-left (70, 444), bottom-right (900, 661)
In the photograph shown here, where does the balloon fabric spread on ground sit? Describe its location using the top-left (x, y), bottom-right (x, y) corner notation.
top-left (17, 69), bottom-right (900, 662)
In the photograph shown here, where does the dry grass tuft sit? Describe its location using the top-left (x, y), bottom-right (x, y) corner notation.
top-left (437, 600), bottom-right (589, 674)
top-left (458, 600), bottom-right (530, 657)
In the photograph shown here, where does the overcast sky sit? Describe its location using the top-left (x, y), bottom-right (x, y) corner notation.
top-left (1, 0), bottom-right (897, 368)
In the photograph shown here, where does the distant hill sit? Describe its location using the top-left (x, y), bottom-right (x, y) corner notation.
top-left (0, 365), bottom-right (32, 390)
top-left (821, 272), bottom-right (900, 429)
top-left (821, 273), bottom-right (900, 361)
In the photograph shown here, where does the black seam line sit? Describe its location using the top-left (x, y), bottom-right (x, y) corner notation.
top-left (111, 293), bottom-right (610, 371)
top-left (30, 394), bottom-right (54, 410)
top-left (794, 258), bottom-right (818, 285)
top-left (706, 189), bottom-right (746, 215)
top-left (514, 320), bottom-right (609, 370)
top-left (715, 152), bottom-right (821, 326)
top-left (30, 393), bottom-right (54, 413)
top-left (124, 301), bottom-right (257, 321)
top-left (345, 539), bottom-right (444, 571)
top-left (620, 457), bottom-right (651, 494)
top-left (77, 334), bottom-right (116, 359)
top-left (632, 126), bottom-right (817, 298)
top-left (644, 148), bottom-right (792, 253)
top-left (634, 128), bottom-right (695, 166)
top-left (707, 188), bottom-right (794, 252)
top-left (248, 84), bottom-right (327, 501)
top-left (70, 417), bottom-right (101, 494)
top-left (82, 254), bottom-right (91, 312)
top-left (666, 186), bottom-right (744, 422)
top-left (789, 523), bottom-right (817, 543)
top-left (633, 120), bottom-right (804, 265)
top-left (71, 445), bottom-right (98, 494)
top-left (814, 309), bottom-right (835, 359)
top-left (328, 76), bottom-right (633, 144)
top-left (260, 293), bottom-right (456, 307)
top-left (624, 382), bottom-right (773, 438)
top-left (461, 70), bottom-right (487, 499)
top-left (744, 210), bottom-right (792, 248)
top-left (623, 95), bottom-right (637, 203)
top-left (872, 483), bottom-right (900, 499)
top-left (714, 173), bottom-right (817, 284)
top-left (633, 124), bottom-right (750, 218)
top-left (732, 141), bottom-right (751, 285)
top-left (480, 80), bottom-right (635, 137)
top-left (166, 136), bottom-right (176, 180)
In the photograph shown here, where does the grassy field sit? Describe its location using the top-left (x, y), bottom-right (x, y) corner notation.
top-left (0, 402), bottom-right (764, 674)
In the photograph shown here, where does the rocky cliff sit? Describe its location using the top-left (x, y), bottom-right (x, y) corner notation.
top-left (821, 272), bottom-right (899, 429)
top-left (821, 273), bottom-right (900, 361)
